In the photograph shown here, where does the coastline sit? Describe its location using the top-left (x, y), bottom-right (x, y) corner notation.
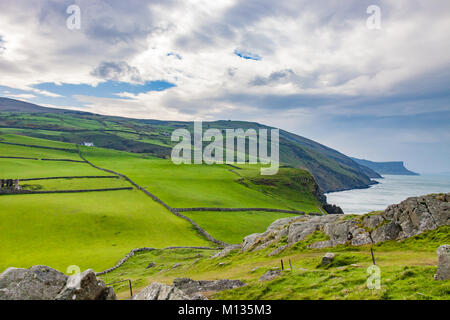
top-left (325, 174), bottom-right (450, 214)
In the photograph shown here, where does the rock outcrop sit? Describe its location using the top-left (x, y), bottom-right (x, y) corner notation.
top-left (321, 253), bottom-right (336, 265)
top-left (241, 193), bottom-right (449, 252)
top-left (0, 266), bottom-right (115, 300)
top-left (132, 282), bottom-right (189, 300)
top-left (133, 278), bottom-right (246, 300)
top-left (173, 278), bottom-right (245, 297)
top-left (323, 204), bottom-right (344, 214)
top-left (434, 244), bottom-right (450, 281)
top-left (55, 269), bottom-right (115, 300)
top-left (259, 270), bottom-right (281, 282)
top-left (210, 244), bottom-right (242, 259)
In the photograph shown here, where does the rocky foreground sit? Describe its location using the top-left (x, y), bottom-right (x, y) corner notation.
top-left (0, 266), bottom-right (115, 300)
top-left (0, 193), bottom-right (448, 300)
top-left (239, 193), bottom-right (449, 255)
top-left (132, 278), bottom-right (246, 300)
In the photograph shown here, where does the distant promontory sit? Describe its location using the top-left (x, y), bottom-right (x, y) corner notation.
top-left (350, 157), bottom-right (419, 176)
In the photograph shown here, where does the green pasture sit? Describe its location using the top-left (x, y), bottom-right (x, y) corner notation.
top-left (0, 132), bottom-right (323, 274)
top-left (0, 158), bottom-right (105, 178)
top-left (183, 210), bottom-right (297, 244)
top-left (0, 143), bottom-right (80, 160)
top-left (0, 133), bottom-right (77, 149)
top-left (0, 190), bottom-right (209, 273)
top-left (80, 146), bottom-right (322, 212)
top-left (19, 177), bottom-right (130, 191)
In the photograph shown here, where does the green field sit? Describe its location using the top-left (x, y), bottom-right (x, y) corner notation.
top-left (0, 190), bottom-right (209, 272)
top-left (0, 141), bottom-right (79, 160)
top-left (79, 145), bottom-right (322, 211)
top-left (183, 211), bottom-right (296, 244)
top-left (0, 134), bottom-right (210, 272)
top-left (19, 177), bottom-right (130, 191)
top-left (0, 133), bottom-right (324, 273)
top-left (0, 158), bottom-right (105, 178)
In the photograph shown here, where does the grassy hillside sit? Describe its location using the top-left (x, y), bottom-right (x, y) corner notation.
top-left (0, 132), bottom-right (324, 272)
top-left (0, 191), bottom-right (210, 272)
top-left (79, 146), bottom-right (322, 211)
top-left (182, 211), bottom-right (296, 244)
top-left (100, 226), bottom-right (450, 300)
top-left (0, 97), bottom-right (380, 192)
top-left (0, 135), bottom-right (211, 272)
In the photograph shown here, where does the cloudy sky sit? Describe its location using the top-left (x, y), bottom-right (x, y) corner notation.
top-left (0, 0), bottom-right (449, 173)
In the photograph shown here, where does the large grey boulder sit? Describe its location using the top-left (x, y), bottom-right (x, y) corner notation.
top-left (0, 265), bottom-right (115, 300)
top-left (321, 253), bottom-right (336, 265)
top-left (287, 215), bottom-right (339, 245)
top-left (210, 244), bottom-right (241, 258)
top-left (362, 215), bottom-right (384, 229)
top-left (259, 270), bottom-right (281, 282)
top-left (288, 222), bottom-right (321, 245)
top-left (307, 240), bottom-right (335, 249)
top-left (55, 269), bottom-right (115, 300)
top-left (268, 244), bottom-right (289, 256)
top-left (172, 278), bottom-right (245, 297)
top-left (324, 220), bottom-right (351, 245)
top-left (132, 282), bottom-right (189, 300)
top-left (0, 266), bottom-right (67, 300)
top-left (381, 194), bottom-right (449, 239)
top-left (371, 222), bottom-right (402, 243)
top-left (350, 227), bottom-right (373, 246)
top-left (133, 278), bottom-right (246, 300)
top-left (267, 216), bottom-right (299, 231)
top-left (242, 216), bottom-right (302, 252)
top-left (242, 233), bottom-right (262, 252)
top-left (435, 245), bottom-right (450, 281)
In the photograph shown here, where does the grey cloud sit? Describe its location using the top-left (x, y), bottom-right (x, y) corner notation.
top-left (250, 69), bottom-right (297, 86)
top-left (18, 0), bottom-right (172, 46)
top-left (175, 22), bottom-right (236, 51)
top-left (250, 64), bottom-right (376, 90)
top-left (0, 35), bottom-right (5, 54)
top-left (174, 0), bottom-right (373, 52)
top-left (91, 61), bottom-right (143, 83)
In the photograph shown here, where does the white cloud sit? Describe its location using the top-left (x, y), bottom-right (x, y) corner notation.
top-left (0, 0), bottom-right (449, 171)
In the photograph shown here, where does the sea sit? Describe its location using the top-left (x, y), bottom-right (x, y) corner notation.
top-left (325, 174), bottom-right (450, 214)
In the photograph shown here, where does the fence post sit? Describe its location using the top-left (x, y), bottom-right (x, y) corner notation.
top-left (105, 279), bottom-right (133, 298)
top-left (370, 247), bottom-right (376, 265)
top-left (128, 279), bottom-right (133, 297)
top-left (289, 259), bottom-right (293, 271)
top-left (281, 259), bottom-right (284, 270)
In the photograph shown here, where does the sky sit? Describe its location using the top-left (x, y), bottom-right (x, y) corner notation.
top-left (0, 0), bottom-right (449, 173)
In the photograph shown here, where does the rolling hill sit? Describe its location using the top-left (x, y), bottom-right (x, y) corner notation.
top-left (0, 130), bottom-right (323, 271)
top-left (0, 96), bottom-right (378, 272)
top-left (0, 97), bottom-right (379, 193)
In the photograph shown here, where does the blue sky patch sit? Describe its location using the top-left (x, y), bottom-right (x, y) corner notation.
top-left (33, 80), bottom-right (175, 98)
top-left (234, 49), bottom-right (261, 61)
top-left (167, 52), bottom-right (182, 59)
top-left (0, 80), bottom-right (176, 109)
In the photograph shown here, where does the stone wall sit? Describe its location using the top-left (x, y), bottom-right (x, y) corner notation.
top-left (175, 207), bottom-right (311, 215)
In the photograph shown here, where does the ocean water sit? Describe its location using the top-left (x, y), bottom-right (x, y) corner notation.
top-left (325, 174), bottom-right (450, 214)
